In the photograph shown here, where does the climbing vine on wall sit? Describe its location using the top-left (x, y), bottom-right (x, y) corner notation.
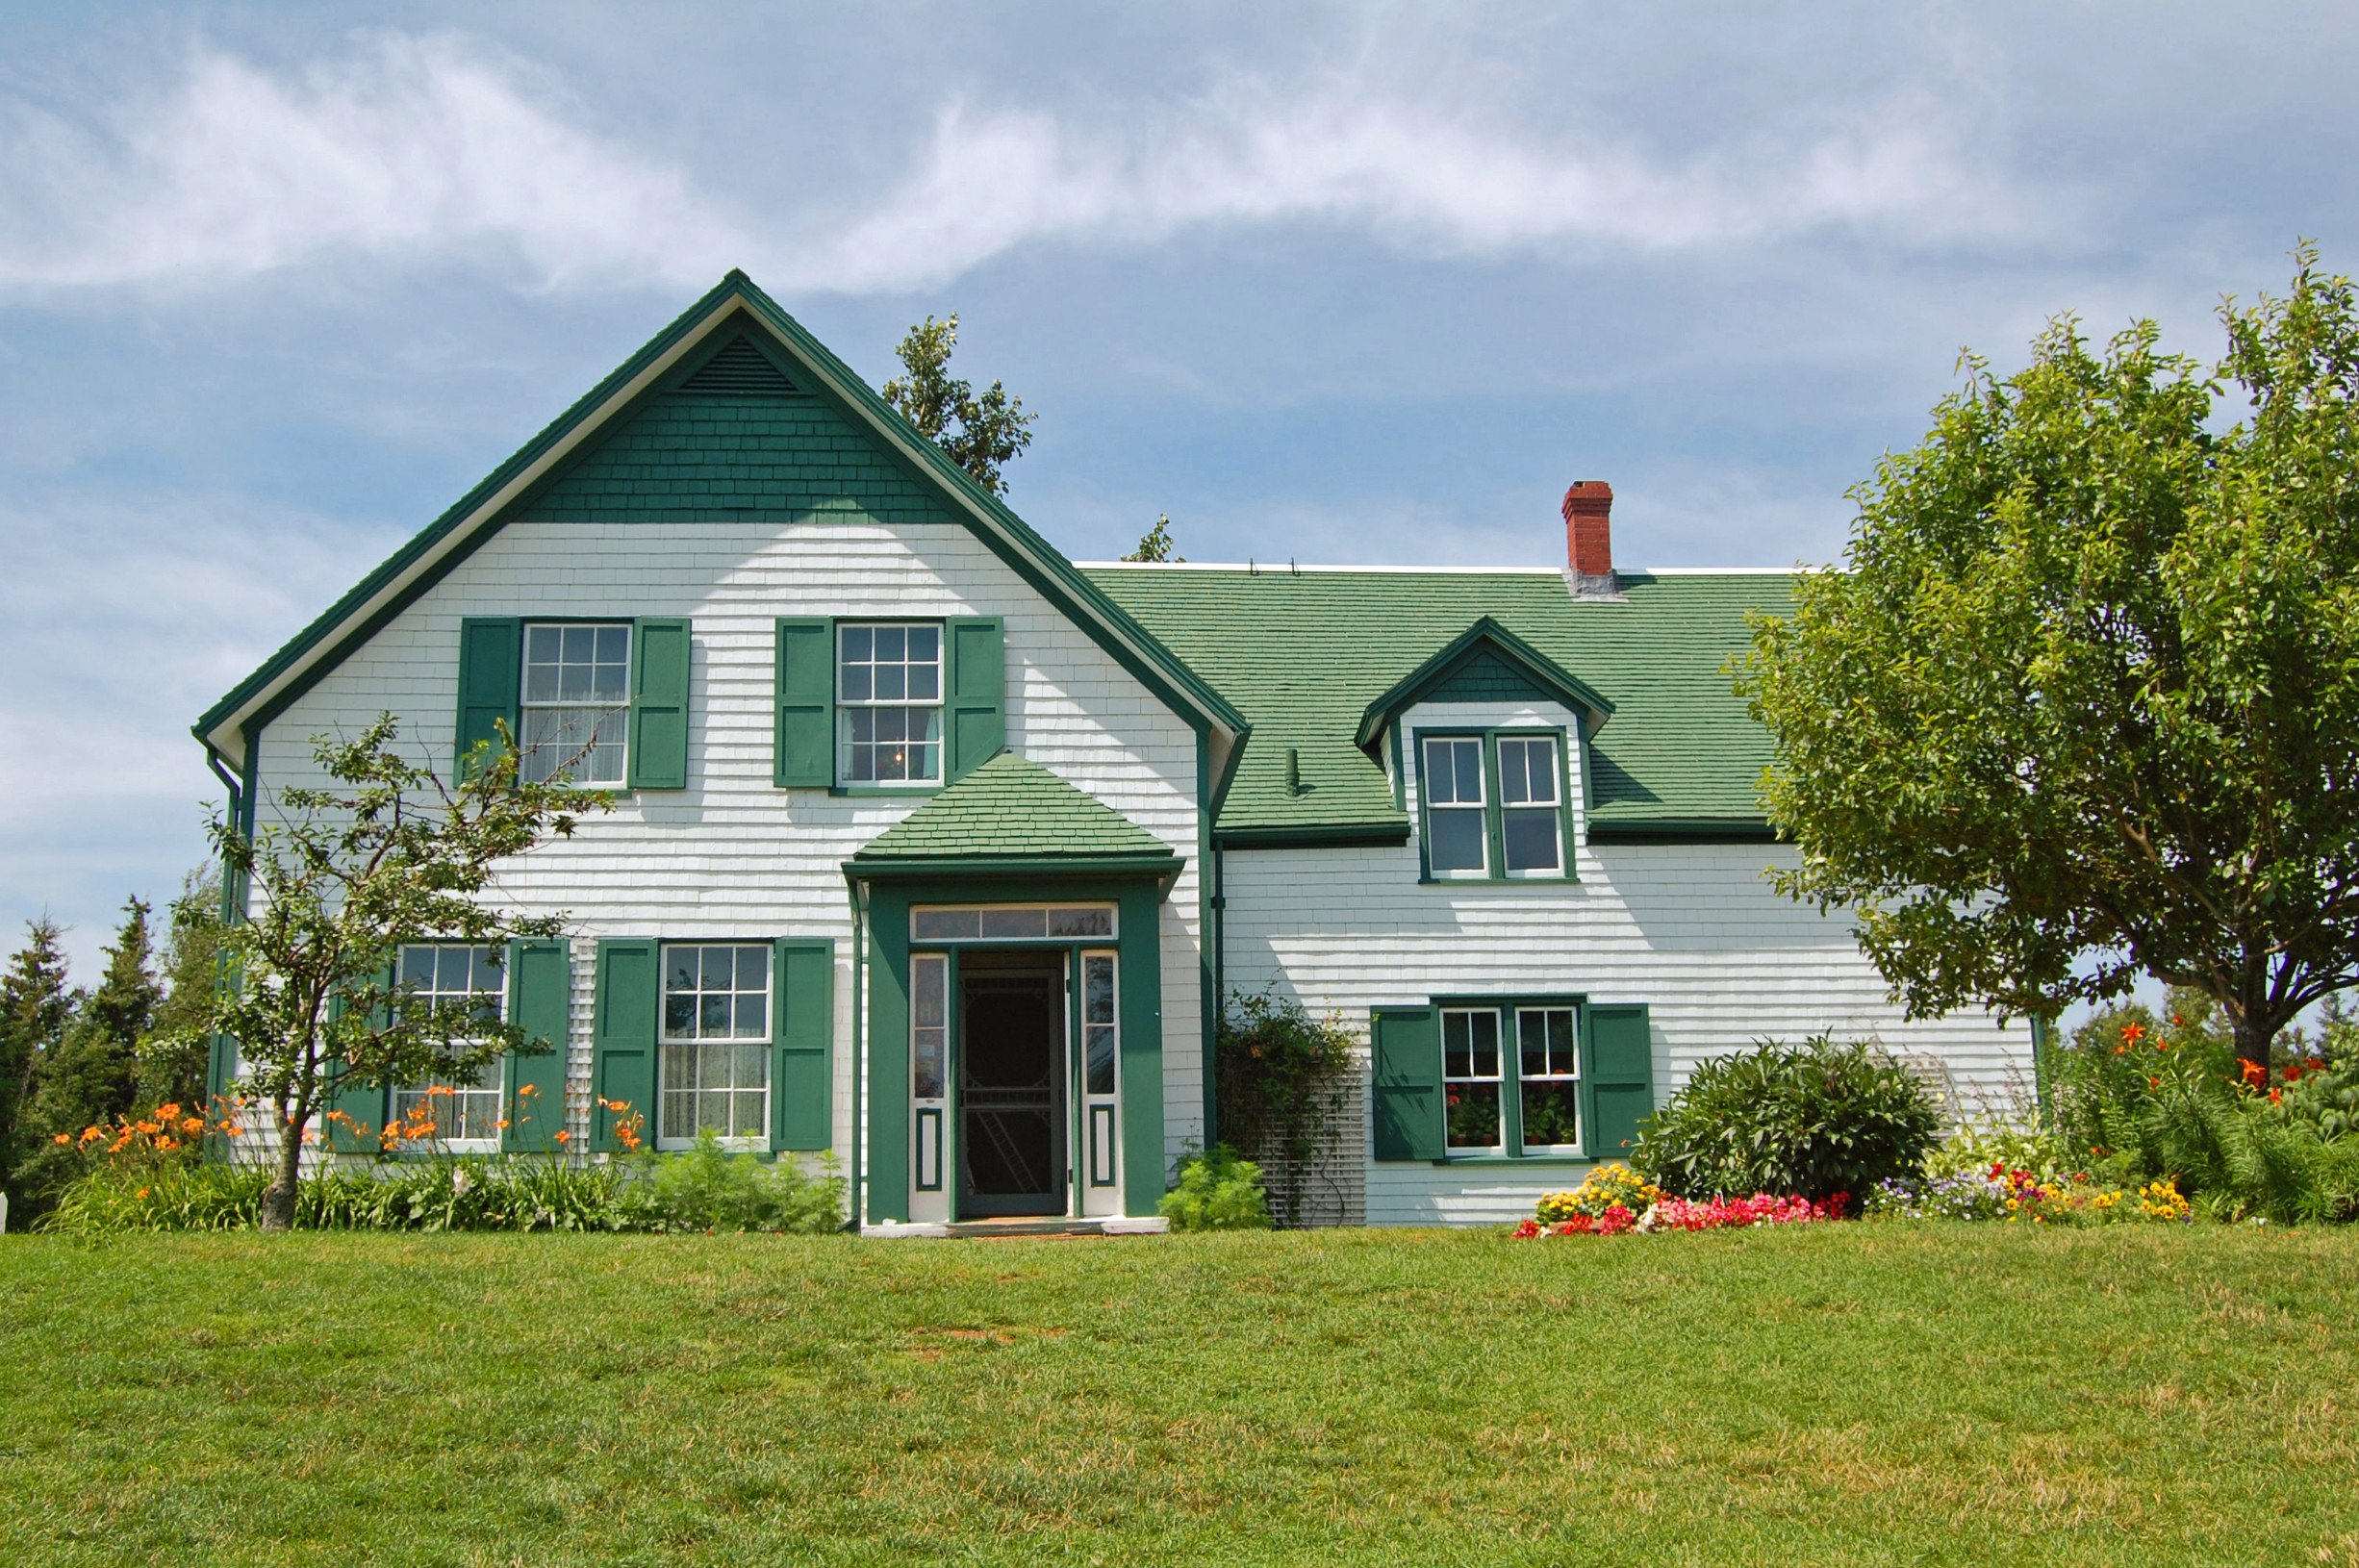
top-left (1215, 992), bottom-right (1354, 1227)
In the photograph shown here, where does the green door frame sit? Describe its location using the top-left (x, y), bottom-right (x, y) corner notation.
top-left (853, 870), bottom-right (1172, 1223)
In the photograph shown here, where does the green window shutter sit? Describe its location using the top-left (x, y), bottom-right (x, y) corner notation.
top-left (774, 618), bottom-right (835, 787)
top-left (324, 963), bottom-right (395, 1153)
top-left (1370, 1005), bottom-right (1443, 1161)
top-left (1583, 1002), bottom-right (1655, 1160)
top-left (592, 939), bottom-right (660, 1152)
top-left (627, 617), bottom-right (693, 790)
top-left (773, 939), bottom-right (834, 1152)
top-left (503, 939), bottom-right (571, 1153)
top-left (454, 618), bottom-right (522, 780)
top-left (944, 617), bottom-right (1005, 780)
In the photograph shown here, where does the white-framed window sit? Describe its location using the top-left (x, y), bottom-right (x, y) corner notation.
top-left (1497, 736), bottom-right (1565, 876)
top-left (520, 622), bottom-right (629, 785)
top-left (658, 943), bottom-right (772, 1149)
top-left (1442, 1007), bottom-right (1504, 1152)
top-left (1422, 736), bottom-right (1489, 876)
top-left (838, 622), bottom-right (942, 785)
top-left (391, 944), bottom-right (504, 1149)
top-left (1515, 1006), bottom-right (1581, 1152)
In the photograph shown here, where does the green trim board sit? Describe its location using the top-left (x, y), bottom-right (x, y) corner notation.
top-left (195, 273), bottom-right (1245, 771)
top-left (1354, 617), bottom-right (1613, 752)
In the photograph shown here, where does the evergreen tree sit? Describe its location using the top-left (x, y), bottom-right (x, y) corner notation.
top-left (17, 900), bottom-right (159, 1204)
top-left (0, 919), bottom-right (75, 1201)
top-left (138, 868), bottom-right (223, 1111)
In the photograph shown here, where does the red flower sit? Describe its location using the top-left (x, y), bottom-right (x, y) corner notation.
top-left (2240, 1060), bottom-right (2268, 1088)
top-left (2270, 1088), bottom-right (2283, 1105)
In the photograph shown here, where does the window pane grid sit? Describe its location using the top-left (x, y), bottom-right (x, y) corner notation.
top-left (659, 944), bottom-right (772, 1143)
top-left (1083, 952), bottom-right (1117, 1097)
top-left (1442, 1008), bottom-right (1503, 1151)
top-left (520, 623), bottom-right (628, 784)
top-left (1423, 737), bottom-right (1489, 875)
top-left (392, 943), bottom-right (504, 1143)
top-left (1517, 1007), bottom-right (1581, 1151)
top-left (1499, 736), bottom-right (1564, 875)
top-left (839, 622), bottom-right (942, 783)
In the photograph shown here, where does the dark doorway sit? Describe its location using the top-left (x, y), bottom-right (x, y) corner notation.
top-left (957, 951), bottom-right (1066, 1217)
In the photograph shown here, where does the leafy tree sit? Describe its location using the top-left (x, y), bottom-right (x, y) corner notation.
top-left (881, 314), bottom-right (1036, 495)
top-left (0, 919), bottom-right (75, 1201)
top-left (138, 867), bottom-right (223, 1110)
top-left (16, 899), bottom-right (159, 1202)
top-left (1123, 514), bottom-right (1184, 563)
top-left (196, 716), bottom-right (601, 1229)
top-left (1742, 246), bottom-right (2359, 1076)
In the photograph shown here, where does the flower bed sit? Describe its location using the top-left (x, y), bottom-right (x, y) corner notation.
top-left (1512, 1163), bottom-right (1845, 1236)
top-left (1866, 1162), bottom-right (2191, 1225)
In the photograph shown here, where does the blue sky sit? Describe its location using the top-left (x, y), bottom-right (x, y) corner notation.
top-left (4, 1), bottom-right (2356, 974)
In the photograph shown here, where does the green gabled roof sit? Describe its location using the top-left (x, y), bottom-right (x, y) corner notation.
top-left (196, 272), bottom-right (1244, 759)
top-left (850, 751), bottom-right (1178, 868)
top-left (1080, 567), bottom-right (1790, 842)
top-left (1354, 616), bottom-right (1613, 751)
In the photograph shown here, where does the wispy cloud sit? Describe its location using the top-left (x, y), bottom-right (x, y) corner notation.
top-left (0, 33), bottom-right (746, 294)
top-left (0, 34), bottom-right (2041, 299)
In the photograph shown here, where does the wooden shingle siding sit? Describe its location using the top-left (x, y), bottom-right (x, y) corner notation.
top-left (249, 515), bottom-right (1206, 1176)
top-left (1219, 833), bottom-right (2036, 1227)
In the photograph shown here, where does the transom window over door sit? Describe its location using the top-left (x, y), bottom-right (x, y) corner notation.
top-left (1423, 737), bottom-right (1489, 876)
top-left (520, 623), bottom-right (629, 785)
top-left (838, 622), bottom-right (942, 784)
top-left (659, 944), bottom-right (771, 1148)
top-left (392, 944), bottom-right (503, 1147)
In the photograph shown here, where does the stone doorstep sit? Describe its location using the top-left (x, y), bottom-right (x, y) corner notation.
top-left (860, 1215), bottom-right (1171, 1240)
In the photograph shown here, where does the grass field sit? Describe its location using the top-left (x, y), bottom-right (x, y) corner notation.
top-left (3, 1225), bottom-right (2355, 1567)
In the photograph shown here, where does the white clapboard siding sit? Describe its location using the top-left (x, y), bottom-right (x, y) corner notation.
top-left (1220, 822), bottom-right (2037, 1226)
top-left (248, 516), bottom-right (1205, 1176)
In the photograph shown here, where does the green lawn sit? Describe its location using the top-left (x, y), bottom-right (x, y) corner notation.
top-left (2, 1227), bottom-right (2354, 1567)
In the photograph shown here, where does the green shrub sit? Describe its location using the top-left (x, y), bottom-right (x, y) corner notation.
top-left (2045, 991), bottom-right (2359, 1223)
top-left (39, 1132), bottom-right (847, 1236)
top-left (1633, 1036), bottom-right (1941, 1203)
top-left (1214, 991), bottom-right (1352, 1227)
top-left (1158, 1145), bottom-right (1272, 1231)
top-left (634, 1129), bottom-right (845, 1233)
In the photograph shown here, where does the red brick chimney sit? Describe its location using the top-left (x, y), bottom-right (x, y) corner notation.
top-left (1562, 480), bottom-right (1617, 596)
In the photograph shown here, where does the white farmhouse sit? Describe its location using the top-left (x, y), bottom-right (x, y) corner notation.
top-left (194, 274), bottom-right (2032, 1229)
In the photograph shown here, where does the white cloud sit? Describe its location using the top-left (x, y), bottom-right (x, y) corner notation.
top-left (0, 33), bottom-right (748, 294)
top-left (0, 34), bottom-right (2042, 299)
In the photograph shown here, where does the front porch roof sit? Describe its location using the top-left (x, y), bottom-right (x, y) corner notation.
top-left (845, 751), bottom-right (1181, 883)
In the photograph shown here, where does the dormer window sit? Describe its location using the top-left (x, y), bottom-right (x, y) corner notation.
top-left (1417, 729), bottom-right (1571, 882)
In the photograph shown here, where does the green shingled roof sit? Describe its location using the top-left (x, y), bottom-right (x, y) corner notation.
top-left (1079, 568), bottom-right (1791, 841)
top-left (852, 751), bottom-right (1175, 864)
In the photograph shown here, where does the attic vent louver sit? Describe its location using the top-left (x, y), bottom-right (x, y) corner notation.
top-left (680, 336), bottom-right (801, 396)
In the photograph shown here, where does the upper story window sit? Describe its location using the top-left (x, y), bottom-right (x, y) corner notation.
top-left (1418, 729), bottom-right (1570, 882)
top-left (1423, 737), bottom-right (1490, 876)
top-left (838, 622), bottom-right (942, 785)
top-left (521, 622), bottom-right (629, 785)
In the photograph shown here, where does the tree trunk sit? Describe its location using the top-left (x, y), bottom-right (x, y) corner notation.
top-left (2229, 1009), bottom-right (2273, 1082)
top-left (259, 1101), bottom-right (303, 1231)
